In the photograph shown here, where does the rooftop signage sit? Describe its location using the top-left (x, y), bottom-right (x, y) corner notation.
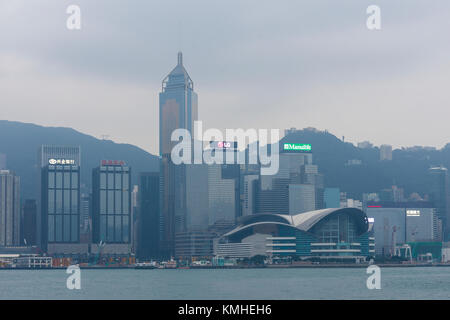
top-left (283, 143), bottom-right (312, 152)
top-left (48, 159), bottom-right (76, 165)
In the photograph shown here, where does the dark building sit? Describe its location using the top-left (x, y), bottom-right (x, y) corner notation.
top-left (92, 160), bottom-right (131, 244)
top-left (429, 166), bottom-right (450, 240)
top-left (256, 178), bottom-right (290, 215)
top-left (38, 145), bottom-right (81, 253)
top-left (41, 161), bottom-right (81, 250)
top-left (0, 170), bottom-right (20, 246)
top-left (22, 199), bottom-right (37, 246)
top-left (137, 172), bottom-right (160, 259)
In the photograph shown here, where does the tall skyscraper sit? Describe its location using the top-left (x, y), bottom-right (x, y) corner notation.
top-left (38, 145), bottom-right (81, 250)
top-left (0, 170), bottom-right (20, 246)
top-left (138, 172), bottom-right (160, 259)
top-left (159, 52), bottom-right (198, 256)
top-left (92, 161), bottom-right (131, 247)
top-left (40, 147), bottom-right (81, 254)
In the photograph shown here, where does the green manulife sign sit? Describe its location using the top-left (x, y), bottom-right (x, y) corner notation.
top-left (283, 143), bottom-right (312, 151)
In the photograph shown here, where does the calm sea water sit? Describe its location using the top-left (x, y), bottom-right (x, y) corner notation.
top-left (1, 267), bottom-right (450, 300)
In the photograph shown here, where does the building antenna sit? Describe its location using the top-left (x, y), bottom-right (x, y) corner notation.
top-left (177, 21), bottom-right (183, 55)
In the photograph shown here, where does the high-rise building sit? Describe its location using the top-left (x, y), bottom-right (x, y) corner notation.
top-left (256, 144), bottom-right (321, 215)
top-left (209, 142), bottom-right (241, 226)
top-left (159, 52), bottom-right (198, 257)
top-left (186, 164), bottom-right (209, 231)
top-left (80, 194), bottom-right (91, 243)
top-left (256, 153), bottom-right (290, 215)
top-left (131, 185), bottom-right (139, 254)
top-left (137, 172), bottom-right (160, 260)
top-left (92, 160), bottom-right (131, 254)
top-left (380, 144), bottom-right (393, 161)
top-left (243, 175), bottom-right (258, 216)
top-left (0, 170), bottom-right (20, 246)
top-left (429, 166), bottom-right (450, 240)
top-left (176, 144), bottom-right (240, 258)
top-left (38, 145), bottom-right (81, 251)
top-left (289, 184), bottom-right (315, 214)
top-left (38, 145), bottom-right (81, 168)
top-left (208, 164), bottom-right (236, 228)
top-left (22, 199), bottom-right (37, 246)
top-left (40, 148), bottom-right (82, 254)
top-left (185, 158), bottom-right (238, 231)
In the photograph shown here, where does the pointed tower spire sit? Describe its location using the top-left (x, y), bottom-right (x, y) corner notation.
top-left (177, 51), bottom-right (183, 65)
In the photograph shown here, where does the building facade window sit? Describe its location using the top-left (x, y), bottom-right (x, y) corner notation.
top-left (94, 164), bottom-right (131, 243)
top-left (45, 165), bottom-right (80, 244)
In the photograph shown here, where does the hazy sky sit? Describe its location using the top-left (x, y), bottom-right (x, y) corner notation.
top-left (1, 0), bottom-right (450, 154)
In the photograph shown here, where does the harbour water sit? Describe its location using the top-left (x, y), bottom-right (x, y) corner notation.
top-left (1, 267), bottom-right (450, 300)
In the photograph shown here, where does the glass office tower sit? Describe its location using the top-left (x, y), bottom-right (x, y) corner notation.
top-left (429, 166), bottom-right (449, 240)
top-left (159, 52), bottom-right (198, 256)
top-left (41, 162), bottom-right (80, 247)
top-left (38, 145), bottom-right (81, 250)
top-left (137, 172), bottom-right (160, 259)
top-left (92, 161), bottom-right (131, 244)
top-left (0, 170), bottom-right (20, 246)
top-left (37, 145), bottom-right (81, 254)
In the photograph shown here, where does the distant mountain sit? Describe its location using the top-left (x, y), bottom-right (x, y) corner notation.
top-left (1, 121), bottom-right (448, 202)
top-left (281, 128), bottom-right (450, 199)
top-left (0, 120), bottom-right (159, 200)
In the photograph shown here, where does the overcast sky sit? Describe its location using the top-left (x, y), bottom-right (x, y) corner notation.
top-left (1, 0), bottom-right (449, 154)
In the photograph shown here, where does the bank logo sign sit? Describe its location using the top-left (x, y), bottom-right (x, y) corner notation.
top-left (283, 143), bottom-right (312, 152)
top-left (49, 159), bottom-right (76, 165)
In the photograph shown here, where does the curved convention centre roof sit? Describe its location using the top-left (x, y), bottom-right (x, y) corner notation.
top-left (223, 207), bottom-right (369, 238)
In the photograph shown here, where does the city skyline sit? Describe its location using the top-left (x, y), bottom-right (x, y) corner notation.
top-left (4, 0), bottom-right (450, 305)
top-left (1, 1), bottom-right (450, 155)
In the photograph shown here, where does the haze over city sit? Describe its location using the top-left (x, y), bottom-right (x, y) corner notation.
top-left (1, 0), bottom-right (450, 154)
